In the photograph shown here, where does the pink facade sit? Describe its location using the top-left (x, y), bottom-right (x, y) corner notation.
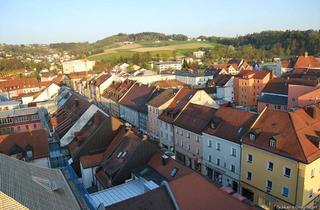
top-left (257, 101), bottom-right (288, 113)
top-left (288, 84), bottom-right (319, 109)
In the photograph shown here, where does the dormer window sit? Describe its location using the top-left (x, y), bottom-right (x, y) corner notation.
top-left (249, 133), bottom-right (255, 141)
top-left (269, 139), bottom-right (276, 148)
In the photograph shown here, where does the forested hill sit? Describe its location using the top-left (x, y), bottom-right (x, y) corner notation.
top-left (210, 30), bottom-right (320, 55)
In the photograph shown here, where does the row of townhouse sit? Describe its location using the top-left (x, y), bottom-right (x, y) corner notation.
top-left (156, 101), bottom-right (320, 209)
top-left (51, 88), bottom-right (255, 210)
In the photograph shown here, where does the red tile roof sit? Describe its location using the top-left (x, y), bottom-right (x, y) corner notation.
top-left (147, 152), bottom-right (193, 181)
top-left (173, 103), bottom-right (218, 135)
top-left (54, 94), bottom-right (91, 138)
top-left (295, 55), bottom-right (320, 69)
top-left (0, 129), bottom-right (49, 159)
top-left (80, 153), bottom-right (104, 169)
top-left (236, 70), bottom-right (271, 80)
top-left (158, 87), bottom-right (196, 123)
top-left (92, 74), bottom-right (111, 86)
top-left (66, 72), bottom-right (89, 80)
top-left (103, 80), bottom-right (135, 102)
top-left (169, 172), bottom-right (254, 210)
top-left (154, 79), bottom-right (186, 89)
top-left (204, 107), bottom-right (257, 143)
top-left (0, 78), bottom-right (41, 92)
top-left (119, 83), bottom-right (161, 114)
top-left (262, 78), bottom-right (288, 95)
top-left (243, 106), bottom-right (320, 163)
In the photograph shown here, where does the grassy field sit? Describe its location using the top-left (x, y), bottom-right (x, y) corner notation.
top-left (89, 40), bottom-right (216, 61)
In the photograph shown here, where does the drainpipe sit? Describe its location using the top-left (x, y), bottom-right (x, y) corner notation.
top-left (294, 161), bottom-right (300, 207)
top-left (162, 181), bottom-right (180, 210)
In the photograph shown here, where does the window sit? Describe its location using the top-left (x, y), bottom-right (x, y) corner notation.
top-left (266, 180), bottom-right (272, 191)
top-left (267, 161), bottom-right (274, 171)
top-left (208, 140), bottom-right (212, 148)
top-left (283, 167), bottom-right (291, 178)
top-left (33, 124), bottom-right (37, 128)
top-left (282, 187), bottom-right (289, 197)
top-left (216, 158), bottom-right (220, 166)
top-left (196, 148), bottom-right (199, 155)
top-left (246, 171), bottom-right (252, 180)
top-left (208, 155), bottom-right (212, 162)
top-left (249, 133), bottom-right (255, 141)
top-left (308, 189), bottom-right (313, 198)
top-left (216, 142), bottom-right (221, 151)
top-left (187, 132), bottom-right (190, 138)
top-left (188, 144), bottom-right (191, 150)
top-left (247, 154), bottom-right (252, 163)
top-left (311, 169), bottom-right (315, 178)
top-left (230, 164), bottom-right (235, 173)
top-left (231, 148), bottom-right (236, 157)
top-left (269, 139), bottom-right (276, 148)
top-left (170, 167), bottom-right (178, 177)
top-left (196, 136), bottom-right (200, 142)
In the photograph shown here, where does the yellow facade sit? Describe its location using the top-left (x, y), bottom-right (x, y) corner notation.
top-left (241, 144), bottom-right (320, 209)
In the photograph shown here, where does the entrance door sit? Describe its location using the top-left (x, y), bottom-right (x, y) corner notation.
top-left (242, 188), bottom-right (254, 201)
top-left (232, 181), bottom-right (238, 192)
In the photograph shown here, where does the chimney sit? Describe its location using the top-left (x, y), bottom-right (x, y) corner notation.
top-left (306, 106), bottom-right (316, 119)
top-left (93, 113), bottom-right (100, 125)
top-left (74, 99), bottom-right (79, 107)
top-left (161, 154), bottom-right (169, 166)
top-left (210, 120), bottom-right (216, 129)
top-left (305, 52), bottom-right (308, 58)
top-left (142, 135), bottom-right (148, 141)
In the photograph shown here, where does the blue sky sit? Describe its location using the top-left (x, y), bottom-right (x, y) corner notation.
top-left (0, 0), bottom-right (319, 44)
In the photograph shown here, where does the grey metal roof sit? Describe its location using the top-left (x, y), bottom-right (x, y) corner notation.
top-left (0, 107), bottom-right (38, 118)
top-left (90, 178), bottom-right (158, 208)
top-left (258, 94), bottom-right (288, 105)
top-left (0, 154), bottom-right (81, 210)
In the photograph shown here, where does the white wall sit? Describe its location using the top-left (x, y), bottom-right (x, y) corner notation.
top-left (33, 157), bottom-right (50, 168)
top-left (33, 83), bottom-right (61, 102)
top-left (216, 77), bottom-right (234, 102)
top-left (202, 133), bottom-right (241, 191)
top-left (119, 105), bottom-right (139, 128)
top-left (80, 162), bottom-right (98, 189)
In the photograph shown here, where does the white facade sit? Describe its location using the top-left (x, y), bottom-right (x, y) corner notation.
top-left (62, 59), bottom-right (95, 74)
top-left (154, 61), bottom-right (182, 72)
top-left (159, 90), bottom-right (219, 152)
top-left (193, 50), bottom-right (205, 59)
top-left (216, 77), bottom-right (234, 102)
top-left (119, 105), bottom-right (139, 128)
top-left (175, 75), bottom-right (213, 86)
top-left (128, 74), bottom-right (175, 85)
top-left (202, 133), bottom-right (241, 192)
top-left (0, 100), bottom-right (20, 111)
top-left (33, 83), bottom-right (61, 102)
top-left (80, 162), bottom-right (98, 189)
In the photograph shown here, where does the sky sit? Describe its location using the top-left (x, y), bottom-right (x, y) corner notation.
top-left (0, 0), bottom-right (319, 44)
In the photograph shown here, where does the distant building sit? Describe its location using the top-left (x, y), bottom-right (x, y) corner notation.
top-left (62, 59), bottom-right (95, 74)
top-left (234, 70), bottom-right (272, 107)
top-left (89, 73), bottom-right (115, 101)
top-left (0, 78), bottom-right (42, 99)
top-left (154, 61), bottom-right (182, 73)
top-left (0, 107), bottom-right (43, 134)
top-left (174, 70), bottom-right (216, 86)
top-left (261, 62), bottom-right (282, 77)
top-left (193, 50), bottom-right (205, 59)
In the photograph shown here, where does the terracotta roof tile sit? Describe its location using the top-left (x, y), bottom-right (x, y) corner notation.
top-left (173, 103), bottom-right (218, 134)
top-left (204, 107), bottom-right (257, 143)
top-left (243, 106), bottom-right (320, 163)
top-left (119, 83), bottom-right (162, 114)
top-left (295, 55), bottom-right (320, 69)
top-left (147, 88), bottom-right (178, 108)
top-left (0, 129), bottom-right (49, 159)
top-left (158, 87), bottom-right (196, 123)
top-left (154, 79), bottom-right (186, 89)
top-left (169, 172), bottom-right (254, 210)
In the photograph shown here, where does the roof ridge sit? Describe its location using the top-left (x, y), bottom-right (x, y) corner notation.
top-left (288, 112), bottom-right (309, 163)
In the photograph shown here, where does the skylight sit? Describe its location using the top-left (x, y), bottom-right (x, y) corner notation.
top-left (170, 167), bottom-right (178, 177)
top-left (117, 152), bottom-right (123, 158)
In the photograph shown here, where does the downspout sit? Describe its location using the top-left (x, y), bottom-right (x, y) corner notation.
top-left (162, 181), bottom-right (180, 210)
top-left (294, 161), bottom-right (300, 207)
